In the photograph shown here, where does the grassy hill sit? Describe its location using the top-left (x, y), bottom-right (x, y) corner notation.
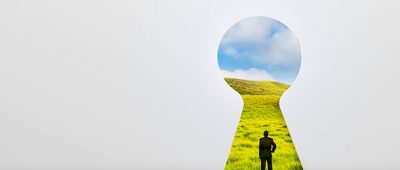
top-left (224, 78), bottom-right (289, 96)
top-left (224, 78), bottom-right (302, 170)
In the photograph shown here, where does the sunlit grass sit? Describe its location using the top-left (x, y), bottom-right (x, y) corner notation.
top-left (224, 78), bottom-right (302, 170)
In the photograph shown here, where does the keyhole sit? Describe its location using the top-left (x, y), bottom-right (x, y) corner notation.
top-left (218, 17), bottom-right (302, 170)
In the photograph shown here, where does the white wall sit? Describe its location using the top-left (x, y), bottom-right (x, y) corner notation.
top-left (0, 0), bottom-right (400, 169)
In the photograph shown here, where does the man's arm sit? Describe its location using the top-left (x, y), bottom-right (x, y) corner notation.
top-left (271, 139), bottom-right (277, 153)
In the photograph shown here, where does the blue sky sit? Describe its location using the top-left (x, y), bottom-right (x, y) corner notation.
top-left (218, 17), bottom-right (301, 84)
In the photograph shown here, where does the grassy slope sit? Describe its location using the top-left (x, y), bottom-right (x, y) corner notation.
top-left (224, 78), bottom-right (302, 170)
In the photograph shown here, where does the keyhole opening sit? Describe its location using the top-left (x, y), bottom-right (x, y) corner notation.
top-left (218, 16), bottom-right (302, 170)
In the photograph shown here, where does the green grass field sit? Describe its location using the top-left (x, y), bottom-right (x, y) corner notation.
top-left (224, 78), bottom-right (302, 170)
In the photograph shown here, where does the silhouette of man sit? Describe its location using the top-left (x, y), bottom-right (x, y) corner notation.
top-left (259, 130), bottom-right (277, 170)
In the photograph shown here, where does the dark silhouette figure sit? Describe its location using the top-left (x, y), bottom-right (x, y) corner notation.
top-left (259, 130), bottom-right (277, 170)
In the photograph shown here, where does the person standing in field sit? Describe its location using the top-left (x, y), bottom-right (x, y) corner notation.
top-left (259, 130), bottom-right (277, 170)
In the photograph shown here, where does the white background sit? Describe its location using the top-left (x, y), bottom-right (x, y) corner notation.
top-left (1, 0), bottom-right (400, 169)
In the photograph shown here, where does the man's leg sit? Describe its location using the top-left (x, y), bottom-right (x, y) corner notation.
top-left (260, 158), bottom-right (266, 170)
top-left (266, 157), bottom-right (272, 170)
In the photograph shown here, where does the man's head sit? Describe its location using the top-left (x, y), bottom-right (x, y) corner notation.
top-left (264, 130), bottom-right (269, 137)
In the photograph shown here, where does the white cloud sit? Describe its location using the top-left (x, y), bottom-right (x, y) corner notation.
top-left (220, 17), bottom-right (301, 70)
top-left (222, 46), bottom-right (241, 59)
top-left (220, 17), bottom-right (275, 46)
top-left (220, 68), bottom-right (274, 81)
top-left (257, 29), bottom-right (301, 67)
